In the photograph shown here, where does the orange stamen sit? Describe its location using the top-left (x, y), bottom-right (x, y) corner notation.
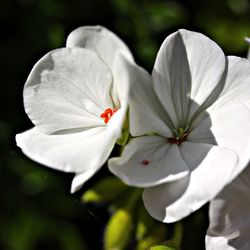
top-left (100, 108), bottom-right (118, 124)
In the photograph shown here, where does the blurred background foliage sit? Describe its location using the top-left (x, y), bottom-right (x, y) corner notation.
top-left (0, 0), bottom-right (249, 249)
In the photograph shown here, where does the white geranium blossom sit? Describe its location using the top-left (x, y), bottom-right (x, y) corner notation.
top-left (206, 164), bottom-right (250, 250)
top-left (16, 26), bottom-right (134, 193)
top-left (109, 29), bottom-right (250, 222)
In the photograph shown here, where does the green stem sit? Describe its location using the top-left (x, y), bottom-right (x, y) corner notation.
top-left (125, 188), bottom-right (142, 212)
top-left (172, 222), bottom-right (183, 248)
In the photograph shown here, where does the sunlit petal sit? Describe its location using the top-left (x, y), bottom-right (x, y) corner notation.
top-left (16, 127), bottom-right (116, 175)
top-left (24, 48), bottom-right (113, 134)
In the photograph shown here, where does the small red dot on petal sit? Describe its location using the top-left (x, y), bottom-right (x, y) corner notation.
top-left (142, 160), bottom-right (149, 166)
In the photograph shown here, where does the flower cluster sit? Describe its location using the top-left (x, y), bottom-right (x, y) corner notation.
top-left (17, 26), bottom-right (250, 247)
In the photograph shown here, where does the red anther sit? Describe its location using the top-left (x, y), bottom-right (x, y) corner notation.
top-left (100, 113), bottom-right (107, 118)
top-left (104, 117), bottom-right (109, 124)
top-left (100, 108), bottom-right (118, 124)
top-left (142, 160), bottom-right (149, 166)
top-left (105, 108), bottom-right (113, 115)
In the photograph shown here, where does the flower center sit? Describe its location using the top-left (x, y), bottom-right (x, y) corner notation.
top-left (167, 127), bottom-right (189, 145)
top-left (100, 108), bottom-right (117, 124)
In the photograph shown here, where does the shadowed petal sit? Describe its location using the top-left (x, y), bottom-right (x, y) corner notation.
top-left (24, 48), bottom-right (113, 134)
top-left (143, 176), bottom-right (190, 221)
top-left (152, 29), bottom-right (226, 128)
top-left (190, 103), bottom-right (250, 182)
top-left (206, 166), bottom-right (250, 250)
top-left (209, 56), bottom-right (250, 110)
top-left (117, 57), bottom-right (173, 137)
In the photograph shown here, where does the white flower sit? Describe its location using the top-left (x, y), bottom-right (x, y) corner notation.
top-left (109, 29), bottom-right (250, 222)
top-left (205, 164), bottom-right (250, 250)
top-left (16, 26), bottom-right (134, 193)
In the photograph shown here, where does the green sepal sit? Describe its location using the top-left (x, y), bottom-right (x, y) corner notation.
top-left (116, 109), bottom-right (130, 146)
top-left (104, 209), bottom-right (133, 250)
top-left (116, 127), bottom-right (130, 146)
top-left (81, 177), bottom-right (127, 203)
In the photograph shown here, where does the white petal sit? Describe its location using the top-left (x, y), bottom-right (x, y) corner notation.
top-left (66, 26), bottom-right (134, 69)
top-left (107, 103), bottom-right (127, 138)
top-left (245, 37), bottom-right (250, 44)
top-left (246, 37), bottom-right (250, 60)
top-left (71, 170), bottom-right (98, 193)
top-left (206, 166), bottom-right (250, 250)
top-left (116, 57), bottom-right (172, 137)
top-left (109, 136), bottom-right (189, 188)
top-left (152, 29), bottom-right (226, 128)
top-left (191, 103), bottom-right (250, 182)
top-left (24, 48), bottom-right (113, 134)
top-left (143, 176), bottom-right (191, 221)
top-left (206, 236), bottom-right (235, 250)
top-left (209, 56), bottom-right (250, 110)
top-left (143, 103), bottom-right (250, 222)
top-left (66, 26), bottom-right (134, 111)
top-left (16, 126), bottom-right (116, 176)
top-left (143, 145), bottom-right (238, 222)
top-left (107, 54), bottom-right (133, 111)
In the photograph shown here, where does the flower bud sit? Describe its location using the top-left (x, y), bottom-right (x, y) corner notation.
top-left (104, 209), bottom-right (133, 250)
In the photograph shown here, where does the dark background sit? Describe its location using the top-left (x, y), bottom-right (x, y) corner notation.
top-left (0, 0), bottom-right (250, 249)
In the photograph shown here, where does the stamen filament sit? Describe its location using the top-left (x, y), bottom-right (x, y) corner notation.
top-left (167, 127), bottom-right (189, 145)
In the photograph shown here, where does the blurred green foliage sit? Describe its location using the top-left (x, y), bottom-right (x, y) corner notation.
top-left (1, 0), bottom-right (250, 249)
